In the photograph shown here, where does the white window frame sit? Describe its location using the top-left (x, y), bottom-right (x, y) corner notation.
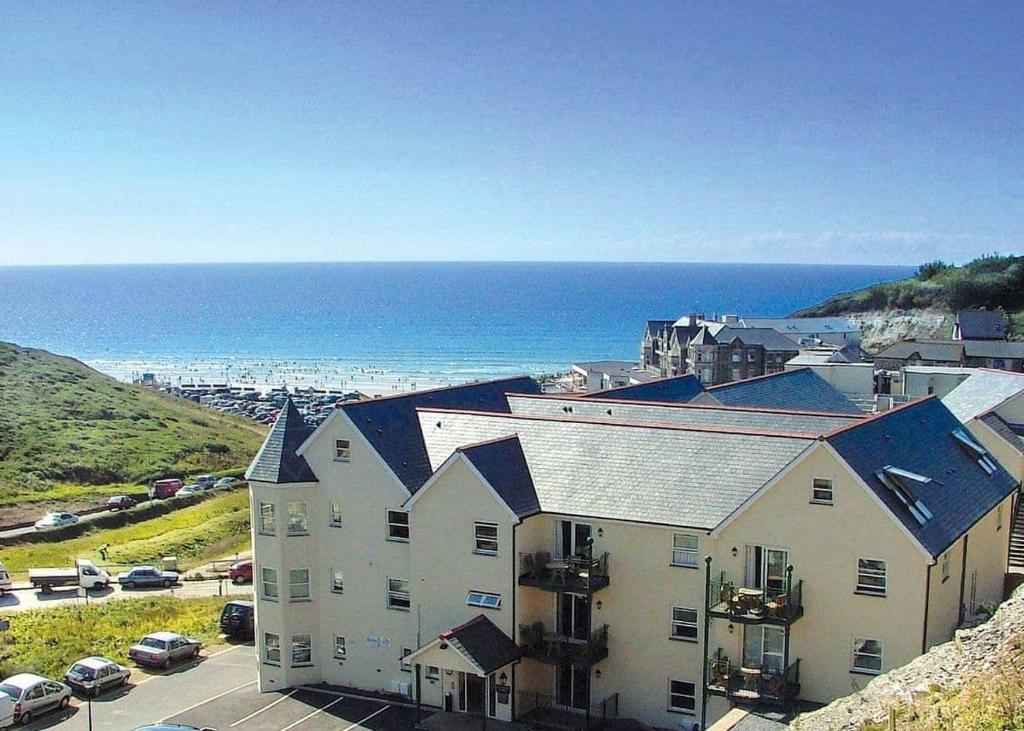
top-left (855, 558), bottom-right (887, 596)
top-left (329, 502), bottom-right (343, 527)
top-left (258, 502), bottom-right (276, 535)
top-left (331, 569), bottom-right (344, 594)
top-left (466, 590), bottom-right (502, 609)
top-left (387, 577), bottom-right (410, 610)
top-left (289, 568), bottom-right (311, 602)
top-left (667, 678), bottom-right (696, 714)
top-left (426, 665), bottom-right (440, 680)
top-left (287, 501), bottom-right (309, 536)
top-left (474, 522), bottom-right (498, 555)
top-left (291, 634), bottom-right (313, 667)
top-left (386, 510), bottom-right (410, 542)
top-left (334, 439), bottom-right (351, 462)
top-left (671, 606), bottom-right (698, 642)
top-left (261, 567), bottom-right (279, 601)
top-left (941, 552), bottom-right (950, 583)
top-left (671, 533), bottom-right (699, 568)
top-left (263, 632), bottom-right (281, 665)
top-left (811, 477), bottom-right (834, 505)
top-left (401, 646), bottom-right (412, 672)
top-left (334, 635), bottom-right (346, 659)
top-left (852, 637), bottom-right (883, 675)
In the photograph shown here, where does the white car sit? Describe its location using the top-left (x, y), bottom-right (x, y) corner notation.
top-left (34, 512), bottom-right (79, 530)
top-left (175, 484), bottom-right (203, 497)
top-left (0, 673), bottom-right (71, 724)
top-left (63, 656), bottom-right (131, 696)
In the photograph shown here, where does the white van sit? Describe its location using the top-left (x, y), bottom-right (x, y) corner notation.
top-left (0, 693), bottom-right (12, 729)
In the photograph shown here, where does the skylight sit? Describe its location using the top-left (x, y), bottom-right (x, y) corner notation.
top-left (876, 466), bottom-right (934, 526)
top-left (952, 429), bottom-right (997, 475)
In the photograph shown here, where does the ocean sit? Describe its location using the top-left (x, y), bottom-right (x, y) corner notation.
top-left (0, 262), bottom-right (911, 391)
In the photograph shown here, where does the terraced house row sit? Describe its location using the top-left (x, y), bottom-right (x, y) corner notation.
top-left (245, 369), bottom-right (1021, 730)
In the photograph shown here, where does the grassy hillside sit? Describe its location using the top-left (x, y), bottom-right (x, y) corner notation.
top-left (0, 342), bottom-right (265, 507)
top-left (795, 254), bottom-right (1024, 336)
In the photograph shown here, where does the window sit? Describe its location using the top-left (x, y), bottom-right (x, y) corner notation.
top-left (731, 368), bottom-right (741, 382)
top-left (335, 439), bottom-right (351, 462)
top-left (287, 502), bottom-right (309, 535)
top-left (856, 559), bottom-right (887, 596)
top-left (811, 478), bottom-right (834, 505)
top-left (387, 510), bottom-right (410, 541)
top-left (852, 638), bottom-right (883, 674)
top-left (426, 665), bottom-right (440, 680)
top-left (671, 533), bottom-right (699, 568)
top-left (671, 607), bottom-right (698, 641)
top-left (331, 569), bottom-right (344, 594)
top-left (401, 646), bottom-right (412, 672)
top-left (668, 679), bottom-right (696, 714)
top-left (263, 632), bottom-right (281, 665)
top-left (289, 568), bottom-right (311, 601)
top-left (474, 522), bottom-right (498, 555)
top-left (291, 634), bottom-right (312, 666)
top-left (330, 502), bottom-right (343, 527)
top-left (334, 635), bottom-right (346, 659)
top-left (261, 567), bottom-right (279, 600)
top-left (387, 578), bottom-right (410, 610)
top-left (731, 350), bottom-right (741, 363)
top-left (941, 552), bottom-right (950, 583)
top-left (466, 591), bottom-right (502, 609)
top-left (748, 351), bottom-right (757, 362)
top-left (258, 502), bottom-right (276, 534)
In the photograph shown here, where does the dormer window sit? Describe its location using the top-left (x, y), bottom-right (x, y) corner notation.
top-left (952, 429), bottom-right (997, 475)
top-left (875, 466), bottom-right (934, 526)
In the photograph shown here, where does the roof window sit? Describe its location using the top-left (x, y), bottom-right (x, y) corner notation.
top-left (952, 429), bottom-right (997, 475)
top-left (875, 466), bottom-right (934, 526)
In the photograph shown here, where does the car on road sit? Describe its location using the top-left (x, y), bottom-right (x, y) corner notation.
top-left (214, 476), bottom-right (238, 488)
top-left (219, 599), bottom-right (254, 639)
top-left (176, 484), bottom-right (203, 497)
top-left (227, 559), bottom-right (252, 584)
top-left (118, 566), bottom-right (179, 589)
top-left (195, 475), bottom-right (217, 489)
top-left (0, 561), bottom-right (12, 596)
top-left (128, 632), bottom-right (201, 669)
top-left (106, 495), bottom-right (137, 511)
top-left (34, 512), bottom-right (79, 530)
top-left (63, 656), bottom-right (131, 696)
top-left (0, 672), bottom-right (72, 725)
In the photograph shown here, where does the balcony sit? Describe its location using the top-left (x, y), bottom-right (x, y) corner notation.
top-left (708, 572), bottom-right (803, 625)
top-left (706, 654), bottom-right (801, 707)
top-left (517, 691), bottom-right (619, 730)
top-left (518, 623), bottom-right (609, 668)
top-left (518, 551), bottom-right (610, 594)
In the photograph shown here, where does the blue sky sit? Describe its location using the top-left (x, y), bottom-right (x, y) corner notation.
top-left (0, 2), bottom-right (1021, 266)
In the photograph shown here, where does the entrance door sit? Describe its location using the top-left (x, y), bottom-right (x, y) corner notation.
top-left (463, 674), bottom-right (485, 715)
top-left (742, 626), bottom-right (786, 675)
top-left (558, 593), bottom-right (590, 641)
top-left (558, 520), bottom-right (592, 559)
top-left (556, 665), bottom-right (590, 710)
top-left (746, 546), bottom-right (789, 596)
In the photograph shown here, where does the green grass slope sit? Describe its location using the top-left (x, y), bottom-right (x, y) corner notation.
top-left (0, 342), bottom-right (266, 506)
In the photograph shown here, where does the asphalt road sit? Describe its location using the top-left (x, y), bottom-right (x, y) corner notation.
top-left (19, 643), bottom-right (419, 731)
top-left (0, 500), bottom-right (169, 540)
top-left (0, 579), bottom-right (251, 613)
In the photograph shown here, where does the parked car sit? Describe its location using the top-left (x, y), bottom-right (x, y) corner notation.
top-left (34, 512), bottom-right (79, 530)
top-left (0, 561), bottom-right (12, 597)
top-left (63, 657), bottom-right (130, 696)
top-left (128, 632), bottom-right (201, 669)
top-left (227, 559), bottom-right (252, 584)
top-left (117, 566), bottom-right (179, 589)
top-left (214, 477), bottom-right (238, 488)
top-left (106, 495), bottom-right (136, 511)
top-left (219, 600), bottom-right (254, 638)
top-left (176, 484), bottom-right (203, 497)
top-left (195, 475), bottom-right (216, 489)
top-left (0, 673), bottom-right (72, 725)
top-left (151, 479), bottom-right (183, 499)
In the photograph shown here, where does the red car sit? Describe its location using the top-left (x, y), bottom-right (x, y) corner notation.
top-left (228, 560), bottom-right (252, 584)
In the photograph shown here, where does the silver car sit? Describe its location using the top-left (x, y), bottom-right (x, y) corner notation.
top-left (128, 631), bottom-right (202, 669)
top-left (0, 673), bottom-right (71, 724)
top-left (63, 656), bottom-right (131, 696)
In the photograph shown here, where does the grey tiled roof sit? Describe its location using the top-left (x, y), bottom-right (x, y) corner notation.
top-left (459, 436), bottom-right (541, 518)
top-left (714, 326), bottom-right (801, 352)
top-left (875, 339), bottom-right (965, 362)
top-left (979, 412), bottom-right (1024, 455)
top-left (739, 317), bottom-right (858, 334)
top-left (440, 615), bottom-right (521, 674)
top-left (246, 398), bottom-right (318, 484)
top-left (418, 410), bottom-right (813, 529)
top-left (942, 370), bottom-right (1024, 422)
top-left (580, 374), bottom-right (705, 403)
top-left (507, 395), bottom-right (861, 435)
top-left (956, 309), bottom-right (1008, 340)
top-left (707, 368), bottom-right (863, 414)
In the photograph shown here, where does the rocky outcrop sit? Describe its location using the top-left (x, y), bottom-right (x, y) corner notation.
top-left (844, 309), bottom-right (953, 353)
top-left (794, 590), bottom-right (1024, 730)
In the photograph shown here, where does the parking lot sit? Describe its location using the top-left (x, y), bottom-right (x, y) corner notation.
top-left (19, 642), bottom-right (418, 731)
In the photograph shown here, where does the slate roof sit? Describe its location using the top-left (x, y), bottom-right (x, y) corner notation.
top-left (440, 615), bottom-right (521, 674)
top-left (579, 374), bottom-right (705, 403)
top-left (339, 376), bottom-right (541, 492)
top-left (979, 412), bottom-right (1024, 454)
top-left (960, 340), bottom-right (1024, 359)
top-left (739, 317), bottom-right (858, 334)
top-left (644, 319), bottom-right (674, 338)
top-left (246, 398), bottom-right (318, 484)
top-left (942, 370), bottom-right (1024, 422)
top-left (956, 309), bottom-right (1008, 340)
top-left (706, 368), bottom-right (863, 414)
top-left (507, 394), bottom-right (862, 436)
top-left (419, 409), bottom-right (814, 529)
top-left (459, 436), bottom-right (541, 519)
top-left (875, 339), bottom-right (965, 362)
top-left (827, 398), bottom-right (1018, 557)
top-left (714, 326), bottom-right (801, 352)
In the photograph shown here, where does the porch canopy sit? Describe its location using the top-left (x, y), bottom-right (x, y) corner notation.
top-left (410, 614), bottom-right (521, 676)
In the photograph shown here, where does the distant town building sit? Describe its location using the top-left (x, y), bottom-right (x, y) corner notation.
top-left (952, 308), bottom-right (1009, 341)
top-left (569, 361), bottom-right (655, 391)
top-left (874, 338), bottom-right (1024, 372)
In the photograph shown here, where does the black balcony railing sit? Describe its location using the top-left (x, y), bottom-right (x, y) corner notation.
top-left (518, 551), bottom-right (610, 593)
top-left (706, 654), bottom-right (801, 706)
top-left (517, 691), bottom-right (619, 729)
top-left (518, 623), bottom-right (609, 668)
top-left (708, 571), bottom-right (803, 625)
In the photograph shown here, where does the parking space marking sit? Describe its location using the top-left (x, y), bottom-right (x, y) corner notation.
top-left (229, 689), bottom-right (297, 727)
top-left (278, 696), bottom-right (345, 731)
top-left (132, 644), bottom-right (247, 689)
top-left (158, 679), bottom-right (256, 721)
top-left (340, 704), bottom-right (391, 731)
